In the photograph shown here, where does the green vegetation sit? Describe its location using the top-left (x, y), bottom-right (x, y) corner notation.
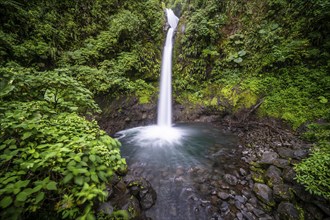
top-left (0, 0), bottom-right (163, 219)
top-left (167, 0), bottom-right (330, 199)
top-left (0, 0), bottom-right (329, 217)
top-left (0, 67), bottom-right (127, 219)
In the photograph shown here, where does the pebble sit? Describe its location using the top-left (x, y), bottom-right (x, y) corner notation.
top-left (239, 168), bottom-right (247, 176)
top-left (237, 212), bottom-right (244, 220)
top-left (235, 200), bottom-right (243, 209)
top-left (220, 201), bottom-right (229, 212)
top-left (224, 174), bottom-right (238, 186)
top-left (218, 192), bottom-right (230, 200)
top-left (235, 195), bottom-right (247, 204)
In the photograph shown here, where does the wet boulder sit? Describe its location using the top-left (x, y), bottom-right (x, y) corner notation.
top-left (259, 152), bottom-right (279, 165)
top-left (273, 184), bottom-right (293, 201)
top-left (282, 167), bottom-right (296, 183)
top-left (277, 202), bottom-right (299, 220)
top-left (265, 165), bottom-right (282, 187)
top-left (253, 183), bottom-right (274, 206)
top-left (277, 147), bottom-right (294, 159)
top-left (125, 176), bottom-right (157, 210)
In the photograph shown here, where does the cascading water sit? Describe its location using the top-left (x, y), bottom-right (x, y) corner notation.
top-left (116, 9), bottom-right (182, 147)
top-left (157, 9), bottom-right (179, 127)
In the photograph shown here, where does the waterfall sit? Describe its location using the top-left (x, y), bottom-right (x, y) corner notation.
top-left (116, 9), bottom-right (182, 147)
top-left (157, 9), bottom-right (179, 127)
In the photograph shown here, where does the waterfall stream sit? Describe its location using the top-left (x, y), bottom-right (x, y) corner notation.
top-left (157, 9), bottom-right (179, 127)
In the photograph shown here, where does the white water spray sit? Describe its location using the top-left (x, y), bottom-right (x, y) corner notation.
top-left (157, 9), bottom-right (179, 127)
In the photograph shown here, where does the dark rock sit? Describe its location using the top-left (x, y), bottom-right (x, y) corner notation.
top-left (252, 207), bottom-right (265, 217)
top-left (282, 167), bottom-right (296, 183)
top-left (242, 189), bottom-right (252, 198)
top-left (115, 180), bottom-right (127, 194)
top-left (124, 176), bottom-right (157, 210)
top-left (211, 213), bottom-right (224, 220)
top-left (277, 202), bottom-right (299, 220)
top-left (235, 195), bottom-right (247, 204)
top-left (219, 201), bottom-right (229, 213)
top-left (253, 183), bottom-right (275, 205)
top-left (277, 147), bottom-right (294, 159)
top-left (140, 189), bottom-right (157, 210)
top-left (259, 215), bottom-right (274, 220)
top-left (246, 202), bottom-right (254, 212)
top-left (273, 184), bottom-right (292, 201)
top-left (218, 192), bottom-right (230, 200)
top-left (235, 200), bottom-right (243, 210)
top-left (198, 183), bottom-right (209, 194)
top-left (314, 201), bottom-right (330, 217)
top-left (224, 174), bottom-right (238, 186)
top-left (237, 212), bottom-right (244, 220)
top-left (293, 149), bottom-right (309, 159)
top-left (242, 211), bottom-right (257, 220)
top-left (265, 165), bottom-right (282, 187)
top-left (304, 203), bottom-right (324, 220)
top-left (240, 168), bottom-right (247, 176)
top-left (110, 173), bottom-right (121, 185)
top-left (292, 185), bottom-right (313, 202)
top-left (121, 196), bottom-right (142, 218)
top-left (210, 196), bottom-right (219, 205)
top-left (259, 152), bottom-right (279, 165)
top-left (273, 159), bottom-right (290, 168)
top-left (241, 180), bottom-right (247, 185)
top-left (248, 196), bottom-right (258, 207)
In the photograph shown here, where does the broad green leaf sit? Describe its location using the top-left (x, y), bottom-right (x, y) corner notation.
top-left (0, 196), bottom-right (13, 208)
top-left (22, 188), bottom-right (34, 195)
top-left (97, 171), bottom-right (107, 182)
top-left (80, 161), bottom-right (88, 166)
top-left (74, 176), bottom-right (84, 186)
top-left (32, 185), bottom-right (43, 193)
top-left (14, 180), bottom-right (30, 189)
top-left (45, 151), bottom-right (57, 159)
top-left (22, 132), bottom-right (33, 140)
top-left (16, 191), bottom-right (28, 202)
top-left (91, 174), bottom-right (99, 183)
top-left (89, 155), bottom-right (96, 162)
top-left (63, 173), bottom-right (73, 184)
top-left (73, 155), bottom-right (81, 162)
top-left (35, 192), bottom-right (45, 204)
top-left (3, 176), bottom-right (18, 185)
top-left (46, 181), bottom-right (57, 190)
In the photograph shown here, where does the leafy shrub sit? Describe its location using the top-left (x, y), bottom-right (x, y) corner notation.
top-left (295, 141), bottom-right (330, 199)
top-left (0, 67), bottom-right (100, 114)
top-left (0, 101), bottom-right (126, 219)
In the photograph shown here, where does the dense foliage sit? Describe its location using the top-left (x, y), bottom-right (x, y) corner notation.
top-left (0, 0), bottom-right (164, 219)
top-left (0, 0), bottom-right (164, 98)
top-left (167, 0), bottom-right (330, 199)
top-left (0, 67), bottom-right (127, 219)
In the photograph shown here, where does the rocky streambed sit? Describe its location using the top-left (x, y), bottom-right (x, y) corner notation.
top-left (96, 97), bottom-right (330, 220)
